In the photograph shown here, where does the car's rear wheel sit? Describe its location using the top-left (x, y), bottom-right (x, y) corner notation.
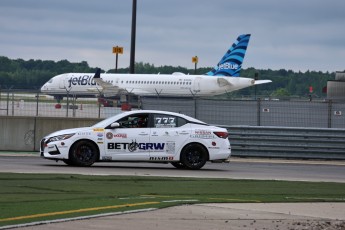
top-left (180, 143), bottom-right (208, 170)
top-left (170, 162), bottom-right (186, 169)
top-left (69, 140), bottom-right (98, 167)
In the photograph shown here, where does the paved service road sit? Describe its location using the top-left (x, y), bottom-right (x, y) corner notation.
top-left (0, 155), bottom-right (344, 182)
top-left (16, 203), bottom-right (345, 230)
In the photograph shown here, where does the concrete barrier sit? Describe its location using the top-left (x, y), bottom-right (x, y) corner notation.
top-left (0, 116), bottom-right (101, 151)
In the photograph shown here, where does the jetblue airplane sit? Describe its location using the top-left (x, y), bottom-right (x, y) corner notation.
top-left (40, 34), bottom-right (271, 100)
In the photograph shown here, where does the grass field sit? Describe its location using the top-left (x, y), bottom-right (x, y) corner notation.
top-left (1, 173), bottom-right (344, 227)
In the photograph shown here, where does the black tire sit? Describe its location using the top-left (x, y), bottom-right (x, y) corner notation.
top-left (180, 144), bottom-right (208, 170)
top-left (170, 162), bottom-right (186, 169)
top-left (69, 140), bottom-right (98, 167)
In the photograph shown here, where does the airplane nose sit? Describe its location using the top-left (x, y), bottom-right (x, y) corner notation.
top-left (40, 84), bottom-right (47, 92)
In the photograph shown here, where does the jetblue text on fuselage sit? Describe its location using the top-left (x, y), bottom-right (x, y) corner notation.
top-left (67, 75), bottom-right (96, 88)
top-left (218, 63), bottom-right (239, 70)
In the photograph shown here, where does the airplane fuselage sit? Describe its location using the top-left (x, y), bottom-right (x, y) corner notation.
top-left (41, 72), bottom-right (255, 98)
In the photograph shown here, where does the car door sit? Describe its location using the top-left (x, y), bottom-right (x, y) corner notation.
top-left (149, 113), bottom-right (191, 161)
top-left (104, 113), bottom-right (150, 161)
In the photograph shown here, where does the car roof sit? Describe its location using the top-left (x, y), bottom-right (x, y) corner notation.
top-left (123, 110), bottom-right (206, 124)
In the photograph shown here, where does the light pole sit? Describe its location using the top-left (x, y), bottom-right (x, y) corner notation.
top-left (129, 0), bottom-right (137, 74)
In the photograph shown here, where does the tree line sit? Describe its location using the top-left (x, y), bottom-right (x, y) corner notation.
top-left (0, 56), bottom-right (336, 98)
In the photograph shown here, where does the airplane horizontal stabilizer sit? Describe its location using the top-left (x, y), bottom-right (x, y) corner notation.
top-left (254, 80), bottom-right (272, 85)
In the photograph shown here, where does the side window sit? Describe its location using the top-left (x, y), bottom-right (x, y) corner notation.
top-left (177, 117), bottom-right (188, 127)
top-left (117, 114), bottom-right (149, 128)
top-left (153, 114), bottom-right (188, 128)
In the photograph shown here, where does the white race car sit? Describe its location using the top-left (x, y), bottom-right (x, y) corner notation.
top-left (40, 110), bottom-right (231, 169)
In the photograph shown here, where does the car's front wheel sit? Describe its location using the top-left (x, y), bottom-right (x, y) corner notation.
top-left (180, 143), bottom-right (208, 170)
top-left (69, 140), bottom-right (98, 167)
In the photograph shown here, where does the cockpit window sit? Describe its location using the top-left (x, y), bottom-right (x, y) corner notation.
top-left (48, 79), bottom-right (53, 83)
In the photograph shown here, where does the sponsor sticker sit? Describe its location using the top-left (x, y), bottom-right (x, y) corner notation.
top-left (107, 141), bottom-right (165, 152)
top-left (93, 128), bottom-right (104, 132)
top-left (114, 133), bottom-right (127, 138)
top-left (166, 142), bottom-right (175, 154)
top-left (102, 156), bottom-right (112, 161)
top-left (77, 132), bottom-right (91, 136)
top-left (149, 156), bottom-right (174, 161)
top-left (106, 132), bottom-right (113, 140)
top-left (190, 129), bottom-right (214, 139)
top-left (106, 132), bottom-right (127, 139)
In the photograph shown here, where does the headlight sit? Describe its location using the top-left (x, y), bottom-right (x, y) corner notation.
top-left (47, 133), bottom-right (75, 143)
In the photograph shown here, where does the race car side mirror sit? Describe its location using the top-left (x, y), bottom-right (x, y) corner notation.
top-left (110, 122), bottom-right (120, 128)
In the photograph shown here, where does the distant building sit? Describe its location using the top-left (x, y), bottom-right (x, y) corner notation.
top-left (327, 71), bottom-right (345, 101)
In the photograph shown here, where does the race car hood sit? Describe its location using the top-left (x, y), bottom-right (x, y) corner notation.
top-left (44, 127), bottom-right (90, 138)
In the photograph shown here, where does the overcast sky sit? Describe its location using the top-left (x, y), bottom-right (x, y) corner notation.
top-left (0, 0), bottom-right (344, 73)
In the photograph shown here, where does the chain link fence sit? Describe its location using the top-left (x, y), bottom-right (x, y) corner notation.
top-left (141, 97), bottom-right (345, 128)
top-left (0, 89), bottom-right (123, 119)
top-left (1, 89), bottom-right (345, 128)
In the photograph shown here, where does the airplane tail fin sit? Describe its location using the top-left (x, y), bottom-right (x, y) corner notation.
top-left (206, 34), bottom-right (251, 77)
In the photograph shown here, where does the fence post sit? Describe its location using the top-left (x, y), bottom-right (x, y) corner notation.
top-left (66, 93), bottom-right (69, 117)
top-left (6, 90), bottom-right (9, 116)
top-left (328, 99), bottom-right (332, 128)
top-left (36, 91), bottom-right (39, 117)
top-left (194, 98), bottom-right (197, 119)
top-left (257, 98), bottom-right (261, 126)
top-left (11, 92), bottom-right (14, 116)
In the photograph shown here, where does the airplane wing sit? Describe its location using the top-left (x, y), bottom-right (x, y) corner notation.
top-left (92, 69), bottom-right (126, 96)
top-left (254, 80), bottom-right (272, 85)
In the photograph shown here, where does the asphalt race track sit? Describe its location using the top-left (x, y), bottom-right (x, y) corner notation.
top-left (0, 155), bottom-right (344, 183)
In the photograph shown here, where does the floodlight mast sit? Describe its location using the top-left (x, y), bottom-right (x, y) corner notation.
top-left (129, 0), bottom-right (137, 74)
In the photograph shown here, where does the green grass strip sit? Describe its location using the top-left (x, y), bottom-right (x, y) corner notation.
top-left (0, 173), bottom-right (344, 227)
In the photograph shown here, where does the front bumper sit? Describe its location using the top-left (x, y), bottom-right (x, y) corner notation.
top-left (40, 138), bottom-right (70, 159)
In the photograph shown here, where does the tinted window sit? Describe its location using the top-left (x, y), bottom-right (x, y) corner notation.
top-left (116, 114), bottom-right (149, 128)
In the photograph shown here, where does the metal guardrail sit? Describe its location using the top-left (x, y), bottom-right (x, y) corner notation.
top-left (225, 126), bottom-right (345, 160)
